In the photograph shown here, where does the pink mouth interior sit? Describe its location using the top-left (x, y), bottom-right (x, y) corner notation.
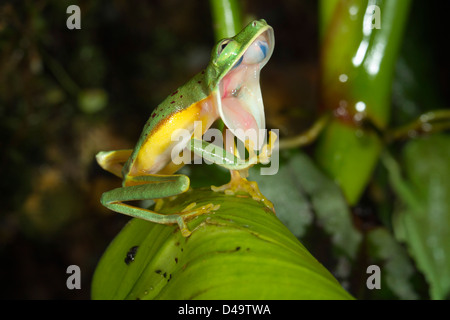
top-left (217, 33), bottom-right (271, 150)
top-left (220, 65), bottom-right (260, 133)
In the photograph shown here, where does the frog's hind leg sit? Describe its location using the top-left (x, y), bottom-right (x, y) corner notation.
top-left (100, 174), bottom-right (220, 237)
top-left (96, 149), bottom-right (133, 178)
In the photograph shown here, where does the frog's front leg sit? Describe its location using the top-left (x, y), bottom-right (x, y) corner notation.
top-left (100, 174), bottom-right (219, 237)
top-left (189, 131), bottom-right (277, 212)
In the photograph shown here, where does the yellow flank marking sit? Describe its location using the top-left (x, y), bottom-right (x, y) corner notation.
top-left (131, 97), bottom-right (214, 176)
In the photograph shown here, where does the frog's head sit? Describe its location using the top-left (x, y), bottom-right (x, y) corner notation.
top-left (206, 19), bottom-right (274, 150)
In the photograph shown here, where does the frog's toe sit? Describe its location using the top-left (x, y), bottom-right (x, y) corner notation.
top-left (212, 173), bottom-right (274, 213)
top-left (176, 202), bottom-right (221, 237)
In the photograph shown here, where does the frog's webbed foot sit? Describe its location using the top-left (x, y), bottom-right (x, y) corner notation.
top-left (211, 170), bottom-right (274, 213)
top-left (175, 202), bottom-right (221, 237)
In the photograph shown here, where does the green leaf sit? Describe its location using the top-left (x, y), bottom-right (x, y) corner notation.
top-left (315, 120), bottom-right (383, 205)
top-left (386, 133), bottom-right (450, 299)
top-left (91, 188), bottom-right (354, 300)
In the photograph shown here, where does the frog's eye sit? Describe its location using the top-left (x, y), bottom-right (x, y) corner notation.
top-left (217, 39), bottom-right (232, 55)
top-left (242, 40), bottom-right (269, 65)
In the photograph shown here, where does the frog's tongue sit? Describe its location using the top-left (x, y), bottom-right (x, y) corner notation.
top-left (217, 61), bottom-right (266, 150)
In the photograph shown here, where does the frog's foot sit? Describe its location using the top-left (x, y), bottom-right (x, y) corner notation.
top-left (256, 130), bottom-right (278, 165)
top-left (242, 130), bottom-right (278, 166)
top-left (211, 171), bottom-right (274, 213)
top-left (175, 202), bottom-right (221, 237)
top-left (154, 198), bottom-right (164, 211)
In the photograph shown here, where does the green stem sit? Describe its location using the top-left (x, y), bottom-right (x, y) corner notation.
top-left (386, 109), bottom-right (450, 142)
top-left (209, 0), bottom-right (242, 40)
top-left (278, 114), bottom-right (331, 150)
top-left (315, 0), bottom-right (412, 205)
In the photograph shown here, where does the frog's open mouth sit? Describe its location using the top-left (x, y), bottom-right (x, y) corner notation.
top-left (217, 28), bottom-right (274, 150)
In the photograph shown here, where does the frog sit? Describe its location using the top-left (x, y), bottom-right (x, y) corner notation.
top-left (96, 19), bottom-right (276, 237)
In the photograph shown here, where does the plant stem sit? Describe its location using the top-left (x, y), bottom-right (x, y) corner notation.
top-left (209, 0), bottom-right (242, 41)
top-left (386, 109), bottom-right (450, 142)
top-left (315, 0), bottom-right (412, 205)
top-left (278, 114), bottom-right (331, 150)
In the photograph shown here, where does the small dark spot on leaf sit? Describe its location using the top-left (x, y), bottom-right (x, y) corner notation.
top-left (235, 246), bottom-right (241, 251)
top-left (171, 101), bottom-right (175, 104)
top-left (163, 272), bottom-right (167, 278)
top-left (197, 80), bottom-right (202, 84)
top-left (171, 90), bottom-right (179, 96)
top-left (175, 257), bottom-right (178, 263)
top-left (155, 269), bottom-right (162, 274)
top-left (125, 246), bottom-right (139, 265)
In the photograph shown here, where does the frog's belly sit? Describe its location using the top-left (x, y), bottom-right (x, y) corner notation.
top-left (130, 96), bottom-right (217, 176)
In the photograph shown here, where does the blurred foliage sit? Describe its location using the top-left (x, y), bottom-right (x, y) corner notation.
top-left (383, 134), bottom-right (450, 299)
top-left (250, 150), bottom-right (362, 260)
top-left (1, 0), bottom-right (449, 300)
